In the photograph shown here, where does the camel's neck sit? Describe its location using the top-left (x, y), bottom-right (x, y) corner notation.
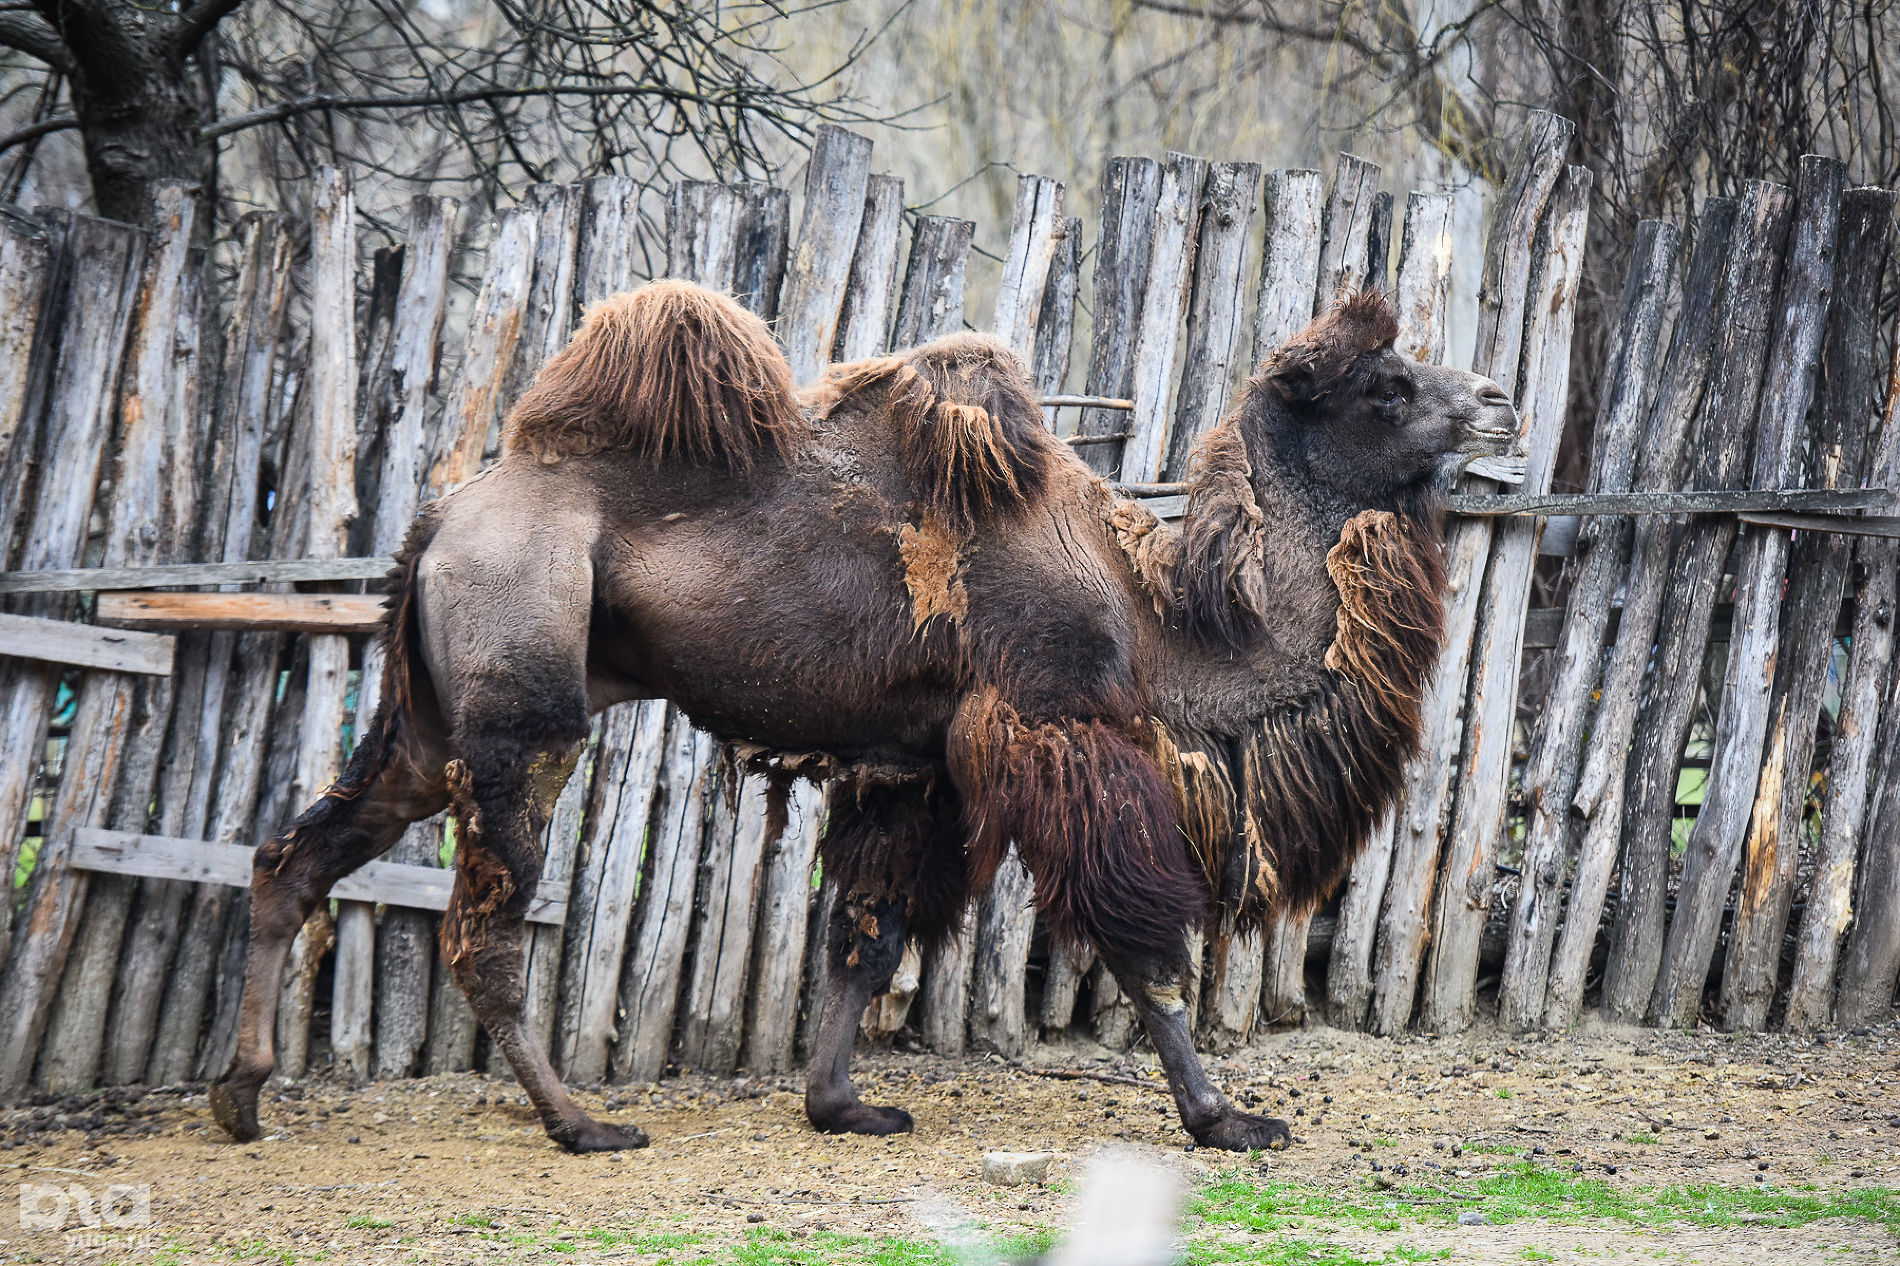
top-left (1139, 416), bottom-right (1444, 737)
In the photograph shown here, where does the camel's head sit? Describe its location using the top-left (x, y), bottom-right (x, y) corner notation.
top-left (1250, 291), bottom-right (1521, 504)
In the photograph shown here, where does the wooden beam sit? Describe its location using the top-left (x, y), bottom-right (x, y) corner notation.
top-left (95, 591), bottom-right (384, 634)
top-left (0, 611), bottom-right (173, 674)
top-left (0, 556), bottom-right (397, 593)
top-left (67, 828), bottom-right (565, 923)
top-left (1736, 511), bottom-right (1900, 538)
top-left (1451, 488), bottom-right (1891, 516)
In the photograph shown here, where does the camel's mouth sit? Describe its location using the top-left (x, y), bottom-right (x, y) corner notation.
top-left (1456, 421), bottom-right (1525, 484)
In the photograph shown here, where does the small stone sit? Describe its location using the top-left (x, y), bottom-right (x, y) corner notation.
top-left (1457, 1211), bottom-right (1489, 1227)
top-left (982, 1151), bottom-right (1055, 1186)
top-left (746, 1212), bottom-right (765, 1224)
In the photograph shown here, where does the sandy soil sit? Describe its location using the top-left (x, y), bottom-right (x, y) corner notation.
top-left (1, 1018), bottom-right (1895, 1263)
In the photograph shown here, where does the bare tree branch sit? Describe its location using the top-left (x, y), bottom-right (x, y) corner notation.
top-left (165, 0), bottom-right (248, 63)
top-left (0, 11), bottom-right (70, 71)
top-left (0, 112), bottom-right (75, 156)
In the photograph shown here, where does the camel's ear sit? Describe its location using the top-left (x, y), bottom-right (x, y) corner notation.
top-left (1263, 354), bottom-right (1327, 405)
top-left (1258, 290), bottom-right (1399, 407)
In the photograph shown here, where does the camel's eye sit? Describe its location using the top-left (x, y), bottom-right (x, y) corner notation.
top-left (1377, 384), bottom-right (1405, 410)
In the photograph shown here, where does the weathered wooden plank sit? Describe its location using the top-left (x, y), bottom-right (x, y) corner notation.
top-left (1163, 161), bottom-right (1261, 480)
top-left (554, 701), bottom-right (666, 1081)
top-left (0, 613), bottom-right (173, 674)
top-left (1325, 192), bottom-right (1458, 1032)
top-left (96, 591), bottom-right (385, 633)
top-left (1039, 941), bottom-right (1094, 1034)
top-left (502, 183), bottom-right (582, 417)
top-left (1605, 181), bottom-right (1796, 1025)
top-left (573, 175), bottom-right (642, 314)
top-left (63, 829), bottom-right (564, 921)
top-left (426, 205), bottom-right (536, 497)
top-left (0, 557), bottom-right (397, 592)
top-left (514, 717), bottom-right (597, 1064)
top-left (778, 125), bottom-right (874, 383)
top-left (799, 880), bottom-right (841, 1060)
top-left (1365, 190), bottom-right (1395, 292)
top-left (677, 770), bottom-right (770, 1074)
top-left (970, 847), bottom-right (1038, 1055)
top-left (11, 185), bottom-right (198, 1095)
top-left (352, 194), bottom-right (459, 1082)
top-left (1836, 652), bottom-right (1900, 1025)
top-left (0, 206), bottom-right (48, 537)
top-left (1498, 218), bottom-right (1677, 1031)
top-left (1250, 169), bottom-right (1325, 364)
top-left (608, 709), bottom-right (714, 1083)
top-left (1032, 218), bottom-right (1084, 415)
top-left (0, 215), bottom-right (145, 977)
top-left (735, 184), bottom-right (791, 323)
top-left (106, 213), bottom-right (292, 1086)
top-left (1076, 157), bottom-right (1164, 475)
top-left (992, 175), bottom-right (1066, 364)
top-left (889, 215), bottom-right (973, 350)
top-left (1450, 489), bottom-right (1890, 516)
top-left (1422, 165), bottom-right (1592, 1035)
top-left (1787, 192), bottom-right (1900, 1028)
top-left (1391, 192), bottom-right (1455, 365)
top-left (277, 166), bottom-right (360, 1080)
top-left (742, 779), bottom-right (824, 1073)
top-left (145, 224), bottom-right (296, 1085)
top-left (1314, 153), bottom-right (1382, 310)
top-left (1120, 153), bottom-right (1210, 483)
top-left (1370, 111), bottom-right (1574, 1035)
top-left (833, 175), bottom-right (905, 361)
top-left (1699, 157), bottom-right (1848, 1030)
top-left (919, 907), bottom-right (975, 1054)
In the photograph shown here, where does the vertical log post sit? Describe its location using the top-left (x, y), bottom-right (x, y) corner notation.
top-left (1075, 157), bottom-right (1163, 476)
top-left (1423, 166), bottom-right (1593, 1035)
top-left (1326, 189), bottom-right (1456, 1031)
top-left (8, 187), bottom-right (197, 1094)
top-left (1785, 190), bottom-right (1900, 1027)
top-left (1032, 216), bottom-right (1084, 414)
top-left (1163, 161), bottom-right (1261, 480)
top-left (1261, 154), bottom-right (1387, 1030)
top-left (890, 216), bottom-right (974, 352)
top-left (778, 125), bottom-right (873, 384)
top-left (0, 215), bottom-right (145, 994)
top-left (833, 174), bottom-right (905, 362)
top-left (743, 781), bottom-right (826, 1072)
top-left (278, 166), bottom-right (361, 1079)
top-left (1119, 152), bottom-right (1209, 483)
top-left (1370, 111), bottom-right (1574, 1035)
top-left (1651, 158), bottom-right (1842, 1029)
top-left (1497, 219), bottom-right (1678, 1031)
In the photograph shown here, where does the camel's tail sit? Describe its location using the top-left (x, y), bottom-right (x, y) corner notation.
top-left (503, 279), bottom-right (806, 470)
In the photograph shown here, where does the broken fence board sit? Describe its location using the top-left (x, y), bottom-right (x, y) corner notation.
top-left (0, 612), bottom-right (173, 675)
top-left (96, 591), bottom-right (385, 633)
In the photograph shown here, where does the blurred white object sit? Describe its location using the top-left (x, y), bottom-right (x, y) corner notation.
top-left (1048, 1151), bottom-right (1184, 1266)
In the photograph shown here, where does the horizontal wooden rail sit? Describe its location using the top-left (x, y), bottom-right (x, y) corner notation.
top-left (1041, 395), bottom-right (1133, 409)
top-left (97, 591), bottom-right (386, 634)
top-left (0, 556), bottom-right (398, 593)
top-left (1449, 488), bottom-right (1893, 517)
top-left (1735, 510), bottom-right (1900, 539)
top-left (65, 827), bottom-right (566, 924)
top-left (0, 611), bottom-right (174, 674)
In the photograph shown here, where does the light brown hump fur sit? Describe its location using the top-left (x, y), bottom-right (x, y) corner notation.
top-left (504, 280), bottom-right (806, 469)
top-left (813, 333), bottom-right (1061, 530)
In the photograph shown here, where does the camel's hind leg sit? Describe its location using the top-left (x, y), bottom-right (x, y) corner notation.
top-left (804, 777), bottom-right (967, 1135)
top-left (210, 708), bottom-right (450, 1142)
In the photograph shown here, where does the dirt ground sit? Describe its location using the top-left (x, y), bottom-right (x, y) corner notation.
top-left (1, 1017), bottom-right (1895, 1264)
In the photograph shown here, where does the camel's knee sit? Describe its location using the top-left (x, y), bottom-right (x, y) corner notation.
top-left (948, 687), bottom-right (1207, 977)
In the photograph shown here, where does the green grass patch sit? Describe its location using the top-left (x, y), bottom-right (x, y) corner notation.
top-left (1623, 1133), bottom-right (1660, 1145)
top-left (342, 1214), bottom-right (393, 1229)
top-left (1493, 1087), bottom-right (1515, 1099)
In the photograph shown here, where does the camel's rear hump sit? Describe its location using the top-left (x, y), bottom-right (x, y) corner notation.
top-left (504, 280), bottom-right (806, 470)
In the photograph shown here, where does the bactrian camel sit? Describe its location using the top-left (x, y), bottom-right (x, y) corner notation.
top-left (209, 282), bottom-right (1517, 1153)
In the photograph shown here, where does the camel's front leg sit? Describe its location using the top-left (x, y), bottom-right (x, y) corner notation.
top-left (804, 887), bottom-right (915, 1136)
top-left (1112, 963), bottom-right (1292, 1151)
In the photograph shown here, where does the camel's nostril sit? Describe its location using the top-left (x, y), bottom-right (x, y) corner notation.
top-left (1477, 383), bottom-right (1512, 408)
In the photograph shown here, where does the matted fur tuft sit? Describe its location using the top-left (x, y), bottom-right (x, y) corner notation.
top-left (949, 688), bottom-right (1209, 976)
top-left (1174, 427), bottom-right (1269, 649)
top-left (815, 333), bottom-right (1060, 530)
top-left (1157, 509), bottom-right (1446, 931)
top-left (1256, 289), bottom-right (1400, 403)
top-left (815, 776), bottom-right (970, 953)
top-left (504, 280), bottom-right (806, 469)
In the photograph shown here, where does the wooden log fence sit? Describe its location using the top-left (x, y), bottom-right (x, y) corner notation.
top-left (2, 118), bottom-right (1898, 1108)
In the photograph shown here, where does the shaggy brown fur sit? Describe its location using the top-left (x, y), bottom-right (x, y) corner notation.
top-left (812, 333), bottom-right (1061, 529)
top-left (505, 280), bottom-right (805, 469)
top-left (215, 279), bottom-right (1515, 1159)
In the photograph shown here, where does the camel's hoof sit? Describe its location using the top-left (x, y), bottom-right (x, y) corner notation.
top-left (208, 1080), bottom-right (261, 1143)
top-left (810, 1102), bottom-right (915, 1136)
top-left (560, 1119), bottom-right (651, 1153)
top-left (1191, 1109), bottom-right (1292, 1153)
